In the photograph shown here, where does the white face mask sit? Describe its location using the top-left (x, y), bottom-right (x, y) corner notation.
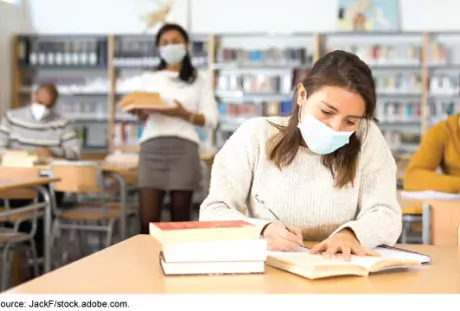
top-left (159, 43), bottom-right (187, 65)
top-left (297, 93), bottom-right (355, 155)
top-left (30, 102), bottom-right (50, 121)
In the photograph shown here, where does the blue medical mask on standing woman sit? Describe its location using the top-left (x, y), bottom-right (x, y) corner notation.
top-left (297, 94), bottom-right (355, 155)
top-left (159, 43), bottom-right (187, 65)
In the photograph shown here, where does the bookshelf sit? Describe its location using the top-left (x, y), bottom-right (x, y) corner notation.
top-left (425, 32), bottom-right (460, 129)
top-left (318, 32), bottom-right (425, 156)
top-left (11, 31), bottom-right (460, 161)
top-left (209, 33), bottom-right (320, 148)
top-left (13, 34), bottom-right (110, 158)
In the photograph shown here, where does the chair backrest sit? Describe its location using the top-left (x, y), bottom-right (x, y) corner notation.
top-left (0, 166), bottom-right (41, 199)
top-left (50, 161), bottom-right (103, 194)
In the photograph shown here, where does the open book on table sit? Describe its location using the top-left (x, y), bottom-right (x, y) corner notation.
top-left (267, 245), bottom-right (431, 280)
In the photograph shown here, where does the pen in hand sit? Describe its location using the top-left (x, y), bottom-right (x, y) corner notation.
top-left (254, 194), bottom-right (307, 249)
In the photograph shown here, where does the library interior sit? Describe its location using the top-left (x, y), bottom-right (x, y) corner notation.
top-left (0, 0), bottom-right (459, 299)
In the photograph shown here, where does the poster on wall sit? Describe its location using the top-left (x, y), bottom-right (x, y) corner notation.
top-left (337, 0), bottom-right (400, 32)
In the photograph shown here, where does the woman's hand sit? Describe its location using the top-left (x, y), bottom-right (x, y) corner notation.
top-left (262, 222), bottom-right (303, 251)
top-left (154, 100), bottom-right (190, 120)
top-left (309, 228), bottom-right (379, 261)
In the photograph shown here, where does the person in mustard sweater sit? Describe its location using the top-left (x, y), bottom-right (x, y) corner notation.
top-left (403, 113), bottom-right (460, 193)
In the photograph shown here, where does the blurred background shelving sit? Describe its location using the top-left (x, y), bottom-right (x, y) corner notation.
top-left (12, 31), bottom-right (460, 162)
top-left (210, 33), bottom-right (319, 148)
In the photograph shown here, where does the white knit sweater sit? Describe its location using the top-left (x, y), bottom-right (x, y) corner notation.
top-left (199, 116), bottom-right (402, 249)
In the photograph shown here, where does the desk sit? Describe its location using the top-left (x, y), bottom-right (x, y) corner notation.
top-left (397, 191), bottom-right (460, 246)
top-left (424, 199), bottom-right (460, 246)
top-left (0, 177), bottom-right (60, 273)
top-left (6, 235), bottom-right (460, 294)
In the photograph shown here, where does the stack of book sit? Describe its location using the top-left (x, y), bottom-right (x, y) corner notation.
top-left (150, 220), bottom-right (267, 276)
top-left (117, 92), bottom-right (165, 113)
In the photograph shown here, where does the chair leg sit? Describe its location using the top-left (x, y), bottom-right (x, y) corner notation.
top-left (97, 220), bottom-right (104, 250)
top-left (105, 220), bottom-right (116, 248)
top-left (28, 239), bottom-right (40, 278)
top-left (401, 222), bottom-right (409, 244)
top-left (1, 245), bottom-right (11, 291)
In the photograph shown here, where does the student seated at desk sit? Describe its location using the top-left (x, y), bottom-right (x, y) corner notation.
top-left (200, 50), bottom-right (402, 259)
top-left (403, 113), bottom-right (460, 193)
top-left (0, 83), bottom-right (80, 257)
top-left (0, 83), bottom-right (80, 160)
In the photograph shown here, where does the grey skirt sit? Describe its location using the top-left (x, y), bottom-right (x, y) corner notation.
top-left (138, 136), bottom-right (201, 191)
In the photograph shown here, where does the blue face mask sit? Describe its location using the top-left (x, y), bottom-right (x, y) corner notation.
top-left (159, 43), bottom-right (186, 65)
top-left (297, 110), bottom-right (355, 155)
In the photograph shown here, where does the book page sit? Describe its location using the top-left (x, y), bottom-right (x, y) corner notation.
top-left (269, 245), bottom-right (426, 270)
top-left (373, 247), bottom-right (431, 264)
top-left (268, 247), bottom-right (362, 268)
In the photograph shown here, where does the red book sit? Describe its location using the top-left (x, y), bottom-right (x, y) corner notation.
top-left (149, 220), bottom-right (260, 244)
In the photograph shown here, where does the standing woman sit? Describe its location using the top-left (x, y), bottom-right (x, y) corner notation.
top-left (133, 23), bottom-right (218, 233)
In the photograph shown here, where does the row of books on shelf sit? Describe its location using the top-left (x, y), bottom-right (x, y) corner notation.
top-left (374, 74), bottom-right (421, 94)
top-left (20, 72), bottom-right (460, 98)
top-left (328, 44), bottom-right (421, 65)
top-left (377, 102), bottom-right (421, 123)
top-left (216, 73), bottom-right (292, 95)
top-left (429, 41), bottom-right (448, 64)
top-left (428, 100), bottom-right (460, 123)
top-left (216, 47), bottom-right (313, 66)
top-left (383, 130), bottom-right (420, 154)
top-left (429, 75), bottom-right (460, 95)
top-left (113, 40), bottom-right (208, 67)
top-left (215, 72), bottom-right (426, 98)
top-left (17, 37), bottom-right (108, 67)
top-left (114, 122), bottom-right (143, 147)
top-left (17, 36), bottom-right (209, 68)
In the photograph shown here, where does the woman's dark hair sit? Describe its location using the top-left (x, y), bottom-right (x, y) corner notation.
top-left (267, 50), bottom-right (376, 188)
top-left (155, 23), bottom-right (197, 84)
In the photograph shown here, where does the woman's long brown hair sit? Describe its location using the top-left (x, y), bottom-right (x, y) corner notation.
top-left (267, 50), bottom-right (376, 188)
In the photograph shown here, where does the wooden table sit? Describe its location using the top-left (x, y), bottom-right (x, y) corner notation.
top-left (6, 235), bottom-right (460, 294)
top-left (0, 177), bottom-right (60, 273)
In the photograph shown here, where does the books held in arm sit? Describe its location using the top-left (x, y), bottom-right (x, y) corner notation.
top-left (266, 245), bottom-right (431, 280)
top-left (150, 220), bottom-right (267, 276)
top-left (117, 92), bottom-right (166, 113)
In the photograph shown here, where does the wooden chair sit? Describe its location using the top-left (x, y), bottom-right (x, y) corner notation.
top-left (48, 161), bottom-right (136, 266)
top-left (0, 167), bottom-right (43, 290)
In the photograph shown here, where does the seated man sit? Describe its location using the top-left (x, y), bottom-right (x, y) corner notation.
top-left (0, 83), bottom-right (80, 160)
top-left (404, 113), bottom-right (460, 193)
top-left (0, 83), bottom-right (81, 258)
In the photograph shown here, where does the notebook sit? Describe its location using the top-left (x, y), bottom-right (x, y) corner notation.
top-left (267, 245), bottom-right (431, 279)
